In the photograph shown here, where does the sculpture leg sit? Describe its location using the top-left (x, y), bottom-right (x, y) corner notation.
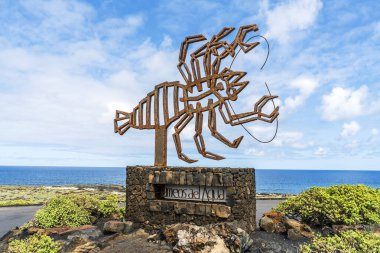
top-left (193, 111), bottom-right (225, 160)
top-left (208, 107), bottom-right (243, 148)
top-left (172, 113), bottom-right (197, 163)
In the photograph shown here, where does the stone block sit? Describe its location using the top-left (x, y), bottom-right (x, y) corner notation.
top-left (212, 205), bottom-right (231, 218)
top-left (204, 204), bottom-right (212, 216)
top-left (223, 174), bottom-right (233, 186)
top-left (198, 173), bottom-right (206, 186)
top-left (123, 221), bottom-right (134, 234)
top-left (226, 186), bottom-right (236, 195)
top-left (165, 171), bottom-right (173, 184)
top-left (186, 202), bottom-right (195, 215)
top-left (159, 171), bottom-right (167, 184)
top-left (212, 173), bottom-right (223, 186)
top-left (173, 172), bottom-right (181, 184)
top-left (103, 221), bottom-right (125, 233)
top-left (148, 173), bottom-right (154, 184)
top-left (146, 192), bottom-right (156, 200)
top-left (161, 201), bottom-right (174, 213)
top-left (153, 171), bottom-right (160, 184)
top-left (179, 171), bottom-right (186, 185)
top-left (149, 200), bottom-right (161, 212)
top-left (186, 173), bottom-right (193, 185)
top-left (174, 202), bottom-right (188, 214)
top-left (195, 203), bottom-right (205, 215)
top-left (192, 172), bottom-right (200, 185)
top-left (146, 183), bottom-right (154, 192)
top-left (194, 203), bottom-right (212, 216)
top-left (206, 172), bottom-right (213, 186)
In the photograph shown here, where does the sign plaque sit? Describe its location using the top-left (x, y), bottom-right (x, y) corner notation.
top-left (163, 185), bottom-right (227, 203)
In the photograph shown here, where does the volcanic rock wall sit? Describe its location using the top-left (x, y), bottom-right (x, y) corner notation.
top-left (126, 166), bottom-right (256, 232)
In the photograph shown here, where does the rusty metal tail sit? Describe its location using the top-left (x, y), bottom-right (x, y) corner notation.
top-left (114, 110), bottom-right (132, 135)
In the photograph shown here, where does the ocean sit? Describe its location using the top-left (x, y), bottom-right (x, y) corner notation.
top-left (0, 166), bottom-right (379, 194)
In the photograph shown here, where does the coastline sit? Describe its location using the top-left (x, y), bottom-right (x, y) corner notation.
top-left (0, 185), bottom-right (293, 207)
top-left (0, 185), bottom-right (125, 207)
top-left (2, 167), bottom-right (380, 195)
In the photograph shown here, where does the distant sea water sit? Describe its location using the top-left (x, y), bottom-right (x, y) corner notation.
top-left (0, 166), bottom-right (379, 194)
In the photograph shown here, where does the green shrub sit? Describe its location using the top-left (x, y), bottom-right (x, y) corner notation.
top-left (300, 230), bottom-right (380, 253)
top-left (68, 193), bottom-right (100, 214)
top-left (35, 194), bottom-right (125, 228)
top-left (273, 185), bottom-right (380, 226)
top-left (34, 193), bottom-right (124, 228)
top-left (35, 195), bottom-right (91, 228)
top-left (99, 195), bottom-right (124, 218)
top-left (0, 199), bottom-right (36, 207)
top-left (8, 233), bottom-right (61, 253)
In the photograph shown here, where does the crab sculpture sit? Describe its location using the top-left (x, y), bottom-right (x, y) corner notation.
top-left (114, 24), bottom-right (279, 166)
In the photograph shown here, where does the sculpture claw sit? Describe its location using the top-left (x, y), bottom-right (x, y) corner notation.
top-left (202, 152), bottom-right (225, 160)
top-left (232, 136), bottom-right (244, 148)
top-left (178, 153), bottom-right (198, 163)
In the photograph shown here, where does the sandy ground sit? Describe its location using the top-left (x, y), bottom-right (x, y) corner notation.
top-left (0, 200), bottom-right (283, 239)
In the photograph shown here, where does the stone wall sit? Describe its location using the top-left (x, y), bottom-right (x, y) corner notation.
top-left (126, 166), bottom-right (256, 232)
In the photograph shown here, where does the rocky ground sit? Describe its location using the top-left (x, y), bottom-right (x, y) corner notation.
top-left (0, 186), bottom-right (297, 252)
top-left (0, 217), bottom-right (309, 253)
top-left (3, 211), bottom-right (378, 252)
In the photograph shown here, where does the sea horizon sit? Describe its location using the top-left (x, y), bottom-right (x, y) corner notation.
top-left (1, 165), bottom-right (380, 171)
top-left (1, 166), bottom-right (379, 194)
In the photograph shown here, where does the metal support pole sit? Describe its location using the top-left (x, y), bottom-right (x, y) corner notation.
top-left (154, 127), bottom-right (167, 167)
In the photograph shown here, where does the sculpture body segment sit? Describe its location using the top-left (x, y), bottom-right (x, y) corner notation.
top-left (114, 24), bottom-right (279, 166)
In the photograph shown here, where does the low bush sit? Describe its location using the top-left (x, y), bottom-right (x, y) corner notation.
top-left (300, 230), bottom-right (380, 253)
top-left (69, 193), bottom-right (100, 214)
top-left (7, 233), bottom-right (61, 253)
top-left (273, 185), bottom-right (380, 226)
top-left (99, 195), bottom-right (124, 218)
top-left (0, 199), bottom-right (35, 207)
top-left (35, 193), bottom-right (124, 228)
top-left (35, 195), bottom-right (91, 228)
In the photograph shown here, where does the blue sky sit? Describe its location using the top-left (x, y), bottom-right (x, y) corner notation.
top-left (0, 0), bottom-right (379, 170)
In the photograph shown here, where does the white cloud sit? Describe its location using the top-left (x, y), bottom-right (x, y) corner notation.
top-left (370, 128), bottom-right (379, 143)
top-left (0, 0), bottom-right (180, 165)
top-left (245, 148), bottom-right (265, 156)
top-left (321, 86), bottom-right (380, 121)
top-left (344, 140), bottom-right (358, 149)
top-left (340, 121), bottom-right (360, 138)
top-left (272, 131), bottom-right (312, 149)
top-left (264, 0), bottom-right (323, 43)
top-left (96, 15), bottom-right (144, 40)
top-left (313, 147), bottom-right (326, 156)
top-left (160, 35), bottom-right (173, 48)
top-left (246, 125), bottom-right (277, 141)
top-left (373, 21), bottom-right (380, 39)
top-left (283, 76), bottom-right (318, 112)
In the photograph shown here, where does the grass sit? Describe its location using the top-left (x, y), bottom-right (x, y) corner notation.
top-left (0, 185), bottom-right (126, 207)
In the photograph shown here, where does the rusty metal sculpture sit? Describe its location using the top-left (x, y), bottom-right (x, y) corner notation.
top-left (114, 24), bottom-right (279, 166)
